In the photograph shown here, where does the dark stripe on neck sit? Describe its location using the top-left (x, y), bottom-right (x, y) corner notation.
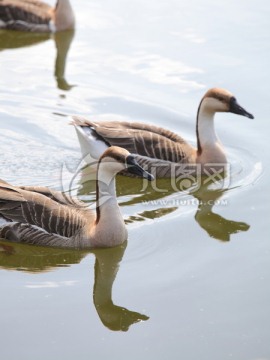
top-left (95, 161), bottom-right (101, 224)
top-left (196, 97), bottom-right (204, 155)
top-left (95, 179), bottom-right (101, 224)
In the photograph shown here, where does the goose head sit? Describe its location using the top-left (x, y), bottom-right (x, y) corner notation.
top-left (199, 88), bottom-right (254, 119)
top-left (98, 146), bottom-right (154, 180)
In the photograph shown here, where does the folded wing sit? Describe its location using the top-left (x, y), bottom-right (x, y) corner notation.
top-left (72, 116), bottom-right (193, 163)
top-left (0, 180), bottom-right (88, 238)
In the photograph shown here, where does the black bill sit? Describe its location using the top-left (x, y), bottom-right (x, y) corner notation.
top-left (229, 97), bottom-right (254, 119)
top-left (126, 155), bottom-right (154, 181)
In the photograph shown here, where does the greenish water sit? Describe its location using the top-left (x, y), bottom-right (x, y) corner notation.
top-left (0, 0), bottom-right (269, 359)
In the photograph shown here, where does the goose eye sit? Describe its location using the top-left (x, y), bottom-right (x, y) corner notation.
top-left (216, 96), bottom-right (225, 102)
top-left (125, 155), bottom-right (136, 167)
top-left (230, 97), bottom-right (237, 106)
top-left (111, 154), bottom-right (123, 163)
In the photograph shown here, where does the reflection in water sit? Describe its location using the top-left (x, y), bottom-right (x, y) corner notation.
top-left (0, 29), bottom-right (75, 90)
top-left (0, 30), bottom-right (50, 48)
top-left (54, 30), bottom-right (75, 90)
top-left (0, 237), bottom-right (87, 272)
top-left (0, 231), bottom-right (148, 331)
top-left (92, 243), bottom-right (149, 331)
top-left (193, 185), bottom-right (250, 241)
top-left (75, 165), bottom-right (250, 242)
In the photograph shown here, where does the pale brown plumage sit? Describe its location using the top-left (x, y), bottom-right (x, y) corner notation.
top-left (72, 117), bottom-right (196, 178)
top-left (0, 147), bottom-right (153, 248)
top-left (72, 88), bottom-right (254, 178)
top-left (0, 0), bottom-right (74, 32)
top-left (86, 120), bottom-right (190, 161)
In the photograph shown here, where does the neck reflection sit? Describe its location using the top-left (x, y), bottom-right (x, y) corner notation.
top-left (0, 228), bottom-right (148, 331)
top-left (0, 29), bottom-right (75, 91)
top-left (54, 30), bottom-right (75, 90)
top-left (193, 184), bottom-right (250, 241)
top-left (92, 242), bottom-right (149, 331)
top-left (85, 169), bottom-right (250, 242)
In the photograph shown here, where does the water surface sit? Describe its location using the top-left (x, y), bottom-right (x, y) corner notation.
top-left (0, 1), bottom-right (269, 359)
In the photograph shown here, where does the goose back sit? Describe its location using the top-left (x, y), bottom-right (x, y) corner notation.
top-left (19, 185), bottom-right (83, 207)
top-left (0, 181), bottom-right (92, 239)
top-left (0, 0), bottom-right (52, 31)
top-left (72, 117), bottom-right (195, 164)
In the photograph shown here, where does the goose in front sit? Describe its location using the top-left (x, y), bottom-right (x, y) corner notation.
top-left (72, 88), bottom-right (254, 178)
top-left (0, 0), bottom-right (75, 32)
top-left (0, 147), bottom-right (153, 248)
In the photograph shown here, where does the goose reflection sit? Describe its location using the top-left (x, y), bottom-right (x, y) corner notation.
top-left (0, 29), bottom-right (75, 90)
top-left (0, 227), bottom-right (148, 331)
top-left (92, 242), bottom-right (149, 331)
top-left (139, 179), bottom-right (250, 241)
top-left (192, 184), bottom-right (250, 241)
top-left (53, 30), bottom-right (75, 90)
top-left (73, 164), bottom-right (250, 242)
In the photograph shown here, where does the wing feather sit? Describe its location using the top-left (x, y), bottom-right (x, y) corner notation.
top-left (0, 0), bottom-right (52, 30)
top-left (72, 117), bottom-right (193, 163)
top-left (0, 181), bottom-right (89, 238)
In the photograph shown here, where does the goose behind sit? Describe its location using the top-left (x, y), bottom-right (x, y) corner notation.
top-left (0, 146), bottom-right (153, 248)
top-left (72, 88), bottom-right (254, 178)
top-left (0, 0), bottom-right (75, 32)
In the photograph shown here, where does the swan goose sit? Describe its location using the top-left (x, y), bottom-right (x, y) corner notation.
top-left (0, 0), bottom-right (75, 32)
top-left (0, 146), bottom-right (153, 248)
top-left (72, 88), bottom-right (254, 178)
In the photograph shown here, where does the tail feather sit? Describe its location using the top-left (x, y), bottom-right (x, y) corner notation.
top-left (71, 116), bottom-right (108, 162)
top-left (0, 184), bottom-right (25, 202)
top-left (70, 116), bottom-right (96, 127)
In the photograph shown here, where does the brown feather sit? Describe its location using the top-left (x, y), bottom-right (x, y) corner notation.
top-left (0, 181), bottom-right (89, 239)
top-left (0, 147), bottom-right (151, 248)
top-left (0, 0), bottom-right (52, 26)
top-left (72, 117), bottom-right (195, 164)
